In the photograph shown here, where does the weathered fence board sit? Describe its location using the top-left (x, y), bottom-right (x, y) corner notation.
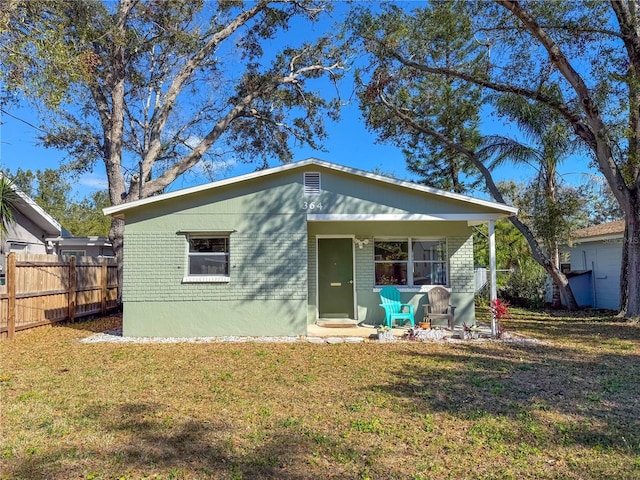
top-left (1, 253), bottom-right (119, 339)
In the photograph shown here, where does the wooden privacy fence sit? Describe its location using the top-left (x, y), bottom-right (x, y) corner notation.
top-left (0, 252), bottom-right (119, 339)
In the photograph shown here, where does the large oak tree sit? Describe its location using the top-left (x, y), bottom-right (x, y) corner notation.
top-left (350, 0), bottom-right (640, 317)
top-left (350, 1), bottom-right (580, 310)
top-left (1, 0), bottom-right (343, 291)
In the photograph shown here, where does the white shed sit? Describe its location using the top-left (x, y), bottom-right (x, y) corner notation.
top-left (564, 220), bottom-right (624, 311)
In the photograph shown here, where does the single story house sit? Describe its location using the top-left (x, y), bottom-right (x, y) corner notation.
top-left (561, 220), bottom-right (624, 311)
top-left (0, 174), bottom-right (113, 284)
top-left (104, 159), bottom-right (517, 337)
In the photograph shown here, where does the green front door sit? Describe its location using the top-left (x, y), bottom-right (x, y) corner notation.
top-left (318, 238), bottom-right (355, 319)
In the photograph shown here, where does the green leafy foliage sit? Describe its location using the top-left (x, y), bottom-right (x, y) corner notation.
top-left (501, 257), bottom-right (547, 308)
top-left (351, 1), bottom-right (484, 194)
top-left (348, 1), bottom-right (640, 316)
top-left (0, 175), bottom-right (19, 238)
top-left (0, 0), bottom-right (343, 190)
top-left (578, 179), bottom-right (624, 226)
top-left (5, 168), bottom-right (110, 236)
top-left (474, 216), bottom-right (530, 272)
top-left (1, 0), bottom-right (345, 284)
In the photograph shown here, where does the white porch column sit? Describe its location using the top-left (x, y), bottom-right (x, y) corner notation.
top-left (488, 219), bottom-right (497, 336)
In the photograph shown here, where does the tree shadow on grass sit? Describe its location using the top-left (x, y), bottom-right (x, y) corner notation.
top-left (502, 316), bottom-right (640, 344)
top-left (5, 401), bottom-right (395, 480)
top-left (377, 339), bottom-right (640, 455)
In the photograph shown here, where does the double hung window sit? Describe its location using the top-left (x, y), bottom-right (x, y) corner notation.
top-left (186, 235), bottom-right (230, 280)
top-left (374, 238), bottom-right (447, 287)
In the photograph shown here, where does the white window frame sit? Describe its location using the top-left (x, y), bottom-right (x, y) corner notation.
top-left (61, 250), bottom-right (86, 259)
top-left (373, 237), bottom-right (448, 291)
top-left (182, 233), bottom-right (231, 284)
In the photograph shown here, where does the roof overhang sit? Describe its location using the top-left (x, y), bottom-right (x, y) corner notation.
top-left (46, 236), bottom-right (112, 247)
top-left (571, 234), bottom-right (624, 245)
top-left (307, 213), bottom-right (506, 225)
top-left (2, 173), bottom-right (62, 235)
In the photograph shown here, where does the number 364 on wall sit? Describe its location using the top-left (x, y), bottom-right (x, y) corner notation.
top-left (302, 202), bottom-right (322, 210)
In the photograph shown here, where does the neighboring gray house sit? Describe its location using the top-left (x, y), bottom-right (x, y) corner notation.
top-left (52, 234), bottom-right (114, 259)
top-left (0, 177), bottom-right (62, 279)
top-left (561, 220), bottom-right (624, 311)
top-left (105, 159), bottom-right (517, 338)
top-left (1, 176), bottom-right (113, 284)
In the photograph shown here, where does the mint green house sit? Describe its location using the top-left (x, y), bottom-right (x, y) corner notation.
top-left (104, 159), bottom-right (516, 337)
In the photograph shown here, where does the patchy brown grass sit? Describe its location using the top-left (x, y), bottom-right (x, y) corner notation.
top-left (1, 310), bottom-right (640, 479)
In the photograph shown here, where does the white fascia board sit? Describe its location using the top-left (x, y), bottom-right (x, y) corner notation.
top-left (60, 236), bottom-right (112, 247)
top-left (307, 213), bottom-right (506, 222)
top-left (103, 157), bottom-right (518, 217)
top-left (46, 236), bottom-right (112, 246)
top-left (3, 173), bottom-right (62, 234)
top-left (572, 234), bottom-right (624, 244)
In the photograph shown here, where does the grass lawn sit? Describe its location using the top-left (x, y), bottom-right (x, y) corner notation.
top-left (1, 309), bottom-right (640, 479)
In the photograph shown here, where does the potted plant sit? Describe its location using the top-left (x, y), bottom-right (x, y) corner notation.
top-left (490, 298), bottom-right (510, 339)
top-left (462, 323), bottom-right (481, 340)
top-left (376, 325), bottom-right (394, 342)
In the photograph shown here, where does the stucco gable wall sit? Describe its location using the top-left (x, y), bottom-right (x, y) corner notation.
top-left (319, 168), bottom-right (498, 215)
top-left (5, 208), bottom-right (50, 248)
top-left (124, 166), bottom-right (503, 229)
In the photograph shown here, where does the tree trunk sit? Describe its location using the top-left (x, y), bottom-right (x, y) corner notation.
top-left (546, 261), bottom-right (577, 310)
top-left (509, 215), bottom-right (579, 310)
top-left (550, 240), bottom-right (563, 308)
top-left (623, 208), bottom-right (640, 317)
top-left (109, 217), bottom-right (125, 303)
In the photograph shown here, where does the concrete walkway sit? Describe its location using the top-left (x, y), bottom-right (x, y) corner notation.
top-left (306, 323), bottom-right (492, 340)
top-left (307, 323), bottom-right (391, 339)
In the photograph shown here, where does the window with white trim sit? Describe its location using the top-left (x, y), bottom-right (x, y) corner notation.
top-left (186, 235), bottom-right (230, 279)
top-left (374, 238), bottom-right (447, 287)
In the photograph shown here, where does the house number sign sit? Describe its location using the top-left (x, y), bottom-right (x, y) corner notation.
top-left (302, 202), bottom-right (323, 210)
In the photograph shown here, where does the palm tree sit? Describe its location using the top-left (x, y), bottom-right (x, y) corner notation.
top-left (487, 94), bottom-right (582, 307)
top-left (0, 174), bottom-right (19, 239)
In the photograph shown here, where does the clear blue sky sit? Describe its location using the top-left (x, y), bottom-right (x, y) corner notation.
top-left (0, 1), bottom-right (598, 201)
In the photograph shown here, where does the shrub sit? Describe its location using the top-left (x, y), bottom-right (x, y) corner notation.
top-left (499, 258), bottom-right (546, 308)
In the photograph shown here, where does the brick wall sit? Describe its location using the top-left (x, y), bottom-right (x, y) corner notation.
top-left (448, 235), bottom-right (475, 293)
top-left (124, 231), bottom-right (307, 302)
top-left (307, 237), bottom-right (316, 302)
top-left (355, 237), bottom-right (374, 289)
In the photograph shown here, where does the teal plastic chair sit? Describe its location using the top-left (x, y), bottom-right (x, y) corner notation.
top-left (379, 286), bottom-right (415, 328)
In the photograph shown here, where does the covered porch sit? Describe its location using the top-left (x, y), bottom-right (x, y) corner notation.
top-left (307, 215), bottom-right (506, 336)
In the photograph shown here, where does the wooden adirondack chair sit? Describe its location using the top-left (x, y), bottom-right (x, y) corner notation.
top-left (379, 286), bottom-right (415, 328)
top-left (425, 286), bottom-right (456, 329)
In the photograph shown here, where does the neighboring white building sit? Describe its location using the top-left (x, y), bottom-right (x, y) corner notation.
top-left (562, 220), bottom-right (624, 311)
